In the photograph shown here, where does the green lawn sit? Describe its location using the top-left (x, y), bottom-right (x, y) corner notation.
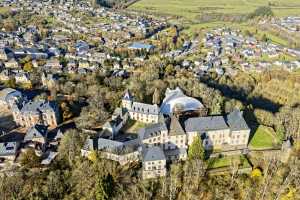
top-left (0, 7), bottom-right (12, 15)
top-left (130, 0), bottom-right (300, 22)
top-left (207, 155), bottom-right (251, 169)
top-left (249, 125), bottom-right (281, 149)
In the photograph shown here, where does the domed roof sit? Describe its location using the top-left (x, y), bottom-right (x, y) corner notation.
top-left (160, 87), bottom-right (203, 115)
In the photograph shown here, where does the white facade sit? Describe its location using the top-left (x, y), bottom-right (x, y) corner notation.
top-left (143, 159), bottom-right (167, 179)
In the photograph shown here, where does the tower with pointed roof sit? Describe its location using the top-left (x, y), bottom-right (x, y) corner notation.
top-left (122, 89), bottom-right (133, 111)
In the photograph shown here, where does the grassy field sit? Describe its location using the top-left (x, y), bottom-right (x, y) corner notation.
top-left (130, 0), bottom-right (300, 21)
top-left (0, 7), bottom-right (13, 15)
top-left (249, 125), bottom-right (282, 149)
top-left (207, 155), bottom-right (251, 169)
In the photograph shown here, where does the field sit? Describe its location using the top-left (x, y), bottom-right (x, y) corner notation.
top-left (249, 125), bottom-right (282, 149)
top-left (0, 7), bottom-right (13, 15)
top-left (207, 155), bottom-right (251, 169)
top-left (130, 0), bottom-right (300, 21)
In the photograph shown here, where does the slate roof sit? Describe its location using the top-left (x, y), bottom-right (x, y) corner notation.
top-left (128, 42), bottom-right (154, 51)
top-left (164, 148), bottom-right (187, 157)
top-left (168, 115), bottom-right (185, 136)
top-left (103, 116), bottom-right (123, 130)
top-left (83, 137), bottom-right (124, 152)
top-left (0, 141), bottom-right (18, 156)
top-left (0, 88), bottom-right (22, 103)
top-left (226, 110), bottom-right (249, 131)
top-left (20, 100), bottom-right (57, 115)
top-left (185, 116), bottom-right (229, 132)
top-left (139, 122), bottom-right (168, 140)
top-left (131, 102), bottom-right (159, 115)
top-left (185, 110), bottom-right (249, 133)
top-left (54, 129), bottom-right (63, 140)
top-left (24, 124), bottom-right (48, 142)
top-left (143, 146), bottom-right (165, 162)
top-left (122, 90), bottom-right (133, 101)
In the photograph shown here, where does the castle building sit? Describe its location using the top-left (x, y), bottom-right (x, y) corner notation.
top-left (83, 88), bottom-right (251, 180)
top-left (142, 146), bottom-right (167, 179)
top-left (12, 100), bottom-right (60, 128)
top-left (185, 109), bottom-right (250, 150)
top-left (122, 90), bottom-right (160, 124)
top-left (139, 115), bottom-right (188, 161)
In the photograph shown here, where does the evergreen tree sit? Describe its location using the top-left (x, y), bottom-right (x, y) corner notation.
top-left (95, 174), bottom-right (114, 200)
top-left (188, 136), bottom-right (205, 160)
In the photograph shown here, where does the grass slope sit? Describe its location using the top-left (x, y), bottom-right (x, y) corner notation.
top-left (130, 0), bottom-right (300, 21)
top-left (249, 125), bottom-right (281, 149)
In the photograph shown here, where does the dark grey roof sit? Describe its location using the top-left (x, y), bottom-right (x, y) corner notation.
top-left (21, 100), bottom-right (57, 114)
top-left (226, 110), bottom-right (249, 131)
top-left (0, 88), bottom-right (22, 103)
top-left (129, 42), bottom-right (154, 50)
top-left (84, 137), bottom-right (124, 151)
top-left (168, 115), bottom-right (185, 136)
top-left (164, 148), bottom-right (187, 157)
top-left (54, 129), bottom-right (63, 140)
top-left (130, 102), bottom-right (159, 115)
top-left (122, 90), bottom-right (133, 101)
top-left (185, 116), bottom-right (229, 132)
top-left (104, 116), bottom-right (123, 129)
top-left (143, 146), bottom-right (165, 162)
top-left (113, 107), bottom-right (126, 117)
top-left (0, 141), bottom-right (18, 156)
top-left (24, 124), bottom-right (48, 141)
top-left (139, 122), bottom-right (167, 140)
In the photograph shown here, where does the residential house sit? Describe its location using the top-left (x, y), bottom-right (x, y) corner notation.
top-left (0, 141), bottom-right (20, 161)
top-left (0, 49), bottom-right (7, 61)
top-left (24, 124), bottom-right (48, 145)
top-left (15, 71), bottom-right (31, 84)
top-left (0, 88), bottom-right (23, 109)
top-left (128, 42), bottom-right (154, 52)
top-left (5, 59), bottom-right (19, 69)
top-left (41, 73), bottom-right (59, 88)
top-left (0, 69), bottom-right (10, 81)
top-left (44, 58), bottom-right (62, 72)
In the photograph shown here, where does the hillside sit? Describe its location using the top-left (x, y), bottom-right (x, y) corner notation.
top-left (129, 0), bottom-right (300, 22)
